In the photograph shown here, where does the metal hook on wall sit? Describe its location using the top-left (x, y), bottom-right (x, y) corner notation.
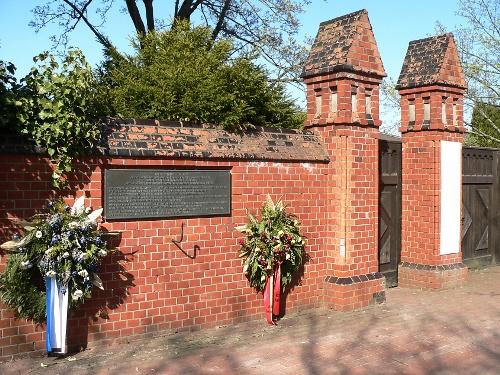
top-left (171, 222), bottom-right (199, 259)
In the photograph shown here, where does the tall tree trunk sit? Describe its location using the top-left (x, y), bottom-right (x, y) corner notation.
top-left (176, 0), bottom-right (204, 22)
top-left (143, 0), bottom-right (155, 31)
top-left (125, 0), bottom-right (146, 35)
top-left (177, 0), bottom-right (193, 21)
top-left (212, 0), bottom-right (231, 40)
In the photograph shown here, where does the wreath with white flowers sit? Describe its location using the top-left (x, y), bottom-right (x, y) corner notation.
top-left (0, 197), bottom-right (112, 322)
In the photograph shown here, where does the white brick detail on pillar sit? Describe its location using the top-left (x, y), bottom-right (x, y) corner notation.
top-left (439, 140), bottom-right (462, 255)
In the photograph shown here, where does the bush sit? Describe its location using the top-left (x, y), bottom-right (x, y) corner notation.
top-left (98, 22), bottom-right (304, 130)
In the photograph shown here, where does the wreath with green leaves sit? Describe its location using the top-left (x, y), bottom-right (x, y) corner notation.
top-left (0, 197), bottom-right (112, 322)
top-left (237, 197), bottom-right (306, 292)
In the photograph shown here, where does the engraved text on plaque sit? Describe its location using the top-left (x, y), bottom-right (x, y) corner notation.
top-left (104, 169), bottom-right (231, 220)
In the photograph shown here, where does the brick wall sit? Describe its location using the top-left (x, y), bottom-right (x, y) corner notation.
top-left (0, 123), bottom-right (332, 360)
top-left (400, 130), bottom-right (464, 267)
top-left (0, 9), bottom-right (470, 360)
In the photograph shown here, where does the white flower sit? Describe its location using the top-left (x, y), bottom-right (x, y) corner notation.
top-left (78, 269), bottom-right (88, 277)
top-left (45, 247), bottom-right (53, 256)
top-left (20, 260), bottom-right (32, 269)
top-left (35, 231), bottom-right (43, 239)
top-left (85, 207), bottom-right (92, 214)
top-left (80, 253), bottom-right (87, 260)
top-left (71, 196), bottom-right (85, 216)
top-left (68, 221), bottom-right (79, 229)
top-left (72, 290), bottom-right (83, 300)
top-left (98, 249), bottom-right (107, 257)
top-left (85, 208), bottom-right (103, 224)
top-left (62, 252), bottom-right (70, 258)
top-left (234, 225), bottom-right (247, 232)
top-left (46, 270), bottom-right (56, 278)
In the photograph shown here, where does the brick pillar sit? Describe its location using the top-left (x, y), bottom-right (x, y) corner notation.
top-left (396, 33), bottom-right (469, 289)
top-left (302, 10), bottom-right (387, 311)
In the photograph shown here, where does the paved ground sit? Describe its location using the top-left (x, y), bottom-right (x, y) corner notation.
top-left (1, 266), bottom-right (499, 375)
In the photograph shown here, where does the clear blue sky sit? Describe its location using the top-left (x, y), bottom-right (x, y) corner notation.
top-left (0, 1), bottom-right (465, 130)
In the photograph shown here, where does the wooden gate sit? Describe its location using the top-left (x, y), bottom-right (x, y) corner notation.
top-left (378, 137), bottom-right (402, 287)
top-left (378, 142), bottom-right (500, 285)
top-left (461, 147), bottom-right (500, 268)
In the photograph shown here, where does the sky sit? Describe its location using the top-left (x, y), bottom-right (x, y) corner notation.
top-left (0, 0), bottom-right (466, 132)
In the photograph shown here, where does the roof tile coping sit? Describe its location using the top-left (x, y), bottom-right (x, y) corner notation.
top-left (0, 119), bottom-right (330, 163)
top-left (396, 33), bottom-right (466, 90)
top-left (302, 9), bottom-right (386, 79)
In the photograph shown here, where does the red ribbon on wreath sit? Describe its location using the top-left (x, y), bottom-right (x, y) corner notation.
top-left (264, 262), bottom-right (282, 325)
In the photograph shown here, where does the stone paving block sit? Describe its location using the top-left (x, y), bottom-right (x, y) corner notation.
top-left (0, 267), bottom-right (499, 374)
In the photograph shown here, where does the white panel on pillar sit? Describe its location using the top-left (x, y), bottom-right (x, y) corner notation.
top-left (440, 140), bottom-right (462, 255)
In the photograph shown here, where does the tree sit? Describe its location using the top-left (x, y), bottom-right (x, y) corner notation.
top-left (379, 0), bottom-right (499, 143)
top-left (0, 60), bottom-right (19, 129)
top-left (30, 0), bottom-right (312, 85)
top-left (439, 0), bottom-right (499, 146)
top-left (465, 104), bottom-right (500, 147)
top-left (97, 22), bottom-right (304, 129)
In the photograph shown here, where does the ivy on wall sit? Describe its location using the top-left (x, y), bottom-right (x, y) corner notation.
top-left (15, 50), bottom-right (102, 188)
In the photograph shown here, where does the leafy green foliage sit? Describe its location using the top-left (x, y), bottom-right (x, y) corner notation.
top-left (15, 49), bottom-right (102, 187)
top-left (0, 60), bottom-right (19, 130)
top-left (98, 23), bottom-right (304, 130)
top-left (0, 197), bottom-right (110, 321)
top-left (0, 254), bottom-right (46, 322)
top-left (237, 197), bottom-right (306, 292)
top-left (465, 104), bottom-right (500, 148)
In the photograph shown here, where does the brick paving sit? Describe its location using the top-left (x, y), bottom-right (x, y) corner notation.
top-left (1, 266), bottom-right (499, 375)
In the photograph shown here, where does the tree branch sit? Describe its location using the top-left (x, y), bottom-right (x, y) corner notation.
top-left (125, 0), bottom-right (146, 34)
top-left (61, 0), bottom-right (113, 49)
top-left (212, 0), bottom-right (231, 40)
top-left (175, 0), bottom-right (180, 17)
top-left (143, 0), bottom-right (155, 31)
top-left (468, 126), bottom-right (500, 144)
top-left (177, 0), bottom-right (194, 20)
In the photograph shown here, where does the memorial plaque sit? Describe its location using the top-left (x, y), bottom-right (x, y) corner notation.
top-left (104, 169), bottom-right (231, 220)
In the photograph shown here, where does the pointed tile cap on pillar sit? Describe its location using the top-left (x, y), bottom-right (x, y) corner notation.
top-left (302, 9), bottom-right (386, 79)
top-left (302, 10), bottom-right (386, 127)
top-left (397, 33), bottom-right (466, 133)
top-left (396, 33), bottom-right (466, 90)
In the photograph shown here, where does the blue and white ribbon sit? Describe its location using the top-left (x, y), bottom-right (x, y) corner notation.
top-left (45, 276), bottom-right (68, 354)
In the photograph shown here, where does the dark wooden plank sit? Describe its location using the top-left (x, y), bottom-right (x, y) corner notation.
top-left (378, 140), bottom-right (402, 287)
top-left (381, 175), bottom-right (399, 185)
top-left (492, 151), bottom-right (500, 264)
top-left (461, 146), bottom-right (499, 268)
top-left (462, 176), bottom-right (494, 184)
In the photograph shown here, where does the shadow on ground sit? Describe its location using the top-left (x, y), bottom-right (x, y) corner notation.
top-left (2, 267), bottom-right (500, 375)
